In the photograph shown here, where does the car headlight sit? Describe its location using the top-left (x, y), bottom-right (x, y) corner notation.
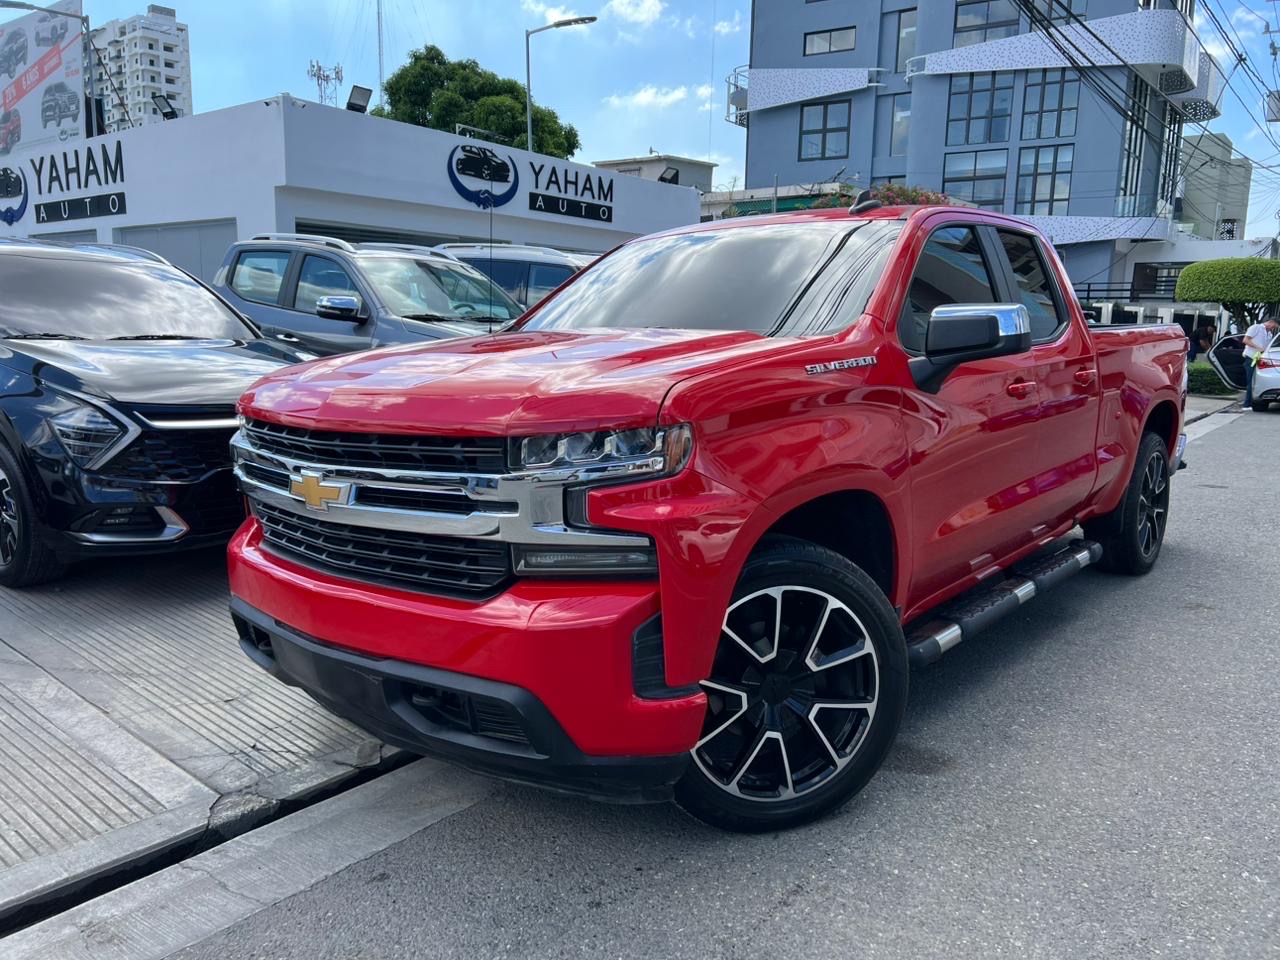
top-left (512, 424), bottom-right (694, 477)
top-left (50, 402), bottom-right (130, 469)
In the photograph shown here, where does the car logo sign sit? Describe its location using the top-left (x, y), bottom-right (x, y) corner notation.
top-left (288, 471), bottom-right (351, 511)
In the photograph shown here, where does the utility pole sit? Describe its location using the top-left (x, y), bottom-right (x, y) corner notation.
top-left (307, 59), bottom-right (343, 106)
top-left (376, 0), bottom-right (384, 110)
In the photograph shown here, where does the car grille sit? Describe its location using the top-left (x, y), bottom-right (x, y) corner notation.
top-left (106, 428), bottom-right (237, 482)
top-left (251, 500), bottom-right (512, 598)
top-left (242, 419), bottom-right (508, 474)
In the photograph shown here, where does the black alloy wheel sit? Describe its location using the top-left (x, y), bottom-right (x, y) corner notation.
top-left (1085, 430), bottom-right (1173, 576)
top-left (676, 536), bottom-right (908, 832)
top-left (0, 466), bottom-right (18, 568)
top-left (1136, 450), bottom-right (1169, 562)
top-left (0, 444), bottom-right (65, 588)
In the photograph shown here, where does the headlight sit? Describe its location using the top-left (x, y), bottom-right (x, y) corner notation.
top-left (513, 424), bottom-right (693, 477)
top-left (50, 403), bottom-right (129, 469)
top-left (512, 543), bottom-right (657, 576)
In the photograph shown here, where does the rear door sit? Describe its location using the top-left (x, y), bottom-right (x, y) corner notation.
top-left (899, 220), bottom-right (1045, 607)
top-left (991, 228), bottom-right (1100, 531)
top-left (1207, 335), bottom-right (1248, 390)
top-left (225, 249), bottom-right (296, 339)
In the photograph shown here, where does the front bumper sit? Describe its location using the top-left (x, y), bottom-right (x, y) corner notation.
top-left (231, 597), bottom-right (689, 802)
top-left (228, 520), bottom-right (706, 779)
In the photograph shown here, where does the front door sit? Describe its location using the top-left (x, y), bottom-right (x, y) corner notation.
top-left (898, 222), bottom-right (1044, 611)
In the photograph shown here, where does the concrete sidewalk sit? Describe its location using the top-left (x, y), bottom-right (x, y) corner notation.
top-left (1184, 394), bottom-right (1239, 423)
top-left (0, 548), bottom-right (389, 926)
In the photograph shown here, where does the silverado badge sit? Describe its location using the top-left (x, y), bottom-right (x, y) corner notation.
top-left (805, 356), bottom-right (877, 375)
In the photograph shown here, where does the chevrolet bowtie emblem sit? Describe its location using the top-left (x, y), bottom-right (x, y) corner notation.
top-left (289, 471), bottom-right (350, 511)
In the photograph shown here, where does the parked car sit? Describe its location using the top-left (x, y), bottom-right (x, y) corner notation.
top-left (228, 204), bottom-right (1187, 831)
top-left (436, 242), bottom-right (587, 310)
top-left (0, 109), bottom-right (20, 156)
top-left (453, 144), bottom-right (511, 183)
top-left (0, 29), bottom-right (28, 80)
top-left (1206, 332), bottom-right (1280, 410)
top-left (0, 240), bottom-right (310, 588)
top-left (41, 82), bottom-right (80, 128)
top-left (34, 13), bottom-right (68, 47)
top-left (212, 234), bottom-right (523, 357)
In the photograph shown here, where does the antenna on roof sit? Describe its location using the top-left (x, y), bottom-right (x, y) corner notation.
top-left (849, 188), bottom-right (883, 215)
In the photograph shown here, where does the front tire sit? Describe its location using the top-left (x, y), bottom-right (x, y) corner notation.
top-left (675, 536), bottom-right (908, 832)
top-left (1084, 431), bottom-right (1171, 576)
top-left (0, 444), bottom-right (65, 588)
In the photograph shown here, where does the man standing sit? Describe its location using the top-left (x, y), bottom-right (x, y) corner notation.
top-left (1241, 316), bottom-right (1279, 410)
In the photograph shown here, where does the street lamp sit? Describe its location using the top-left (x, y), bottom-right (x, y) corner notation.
top-left (0, 0), bottom-right (97, 136)
top-left (525, 15), bottom-right (595, 154)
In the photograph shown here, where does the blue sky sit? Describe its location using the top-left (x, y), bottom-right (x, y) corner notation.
top-left (81, 0), bottom-right (750, 187)
top-left (66, 2), bottom-right (1280, 237)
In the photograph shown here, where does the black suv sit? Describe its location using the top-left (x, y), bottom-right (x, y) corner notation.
top-left (42, 81), bottom-right (79, 128)
top-left (1, 29), bottom-right (28, 80)
top-left (0, 241), bottom-right (309, 587)
top-left (212, 235), bottom-right (524, 356)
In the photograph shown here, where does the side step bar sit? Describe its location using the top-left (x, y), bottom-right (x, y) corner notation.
top-left (905, 539), bottom-right (1103, 667)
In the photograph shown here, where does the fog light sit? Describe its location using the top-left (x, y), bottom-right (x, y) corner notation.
top-left (512, 543), bottom-right (657, 576)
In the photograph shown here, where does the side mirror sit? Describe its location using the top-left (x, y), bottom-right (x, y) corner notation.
top-left (910, 303), bottom-right (1032, 392)
top-left (316, 294), bottom-right (362, 321)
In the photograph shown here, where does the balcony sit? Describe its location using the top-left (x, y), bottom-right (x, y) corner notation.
top-left (905, 8), bottom-right (1225, 120)
top-left (723, 64), bottom-right (885, 126)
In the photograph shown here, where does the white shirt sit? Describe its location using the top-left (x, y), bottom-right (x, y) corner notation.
top-left (1243, 323), bottom-right (1275, 360)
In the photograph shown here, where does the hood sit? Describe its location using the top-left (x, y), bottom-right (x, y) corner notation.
top-left (7, 338), bottom-right (307, 406)
top-left (240, 328), bottom-right (798, 435)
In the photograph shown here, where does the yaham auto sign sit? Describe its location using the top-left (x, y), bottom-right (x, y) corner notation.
top-left (0, 0), bottom-right (84, 161)
top-left (0, 137), bottom-right (125, 227)
top-left (447, 142), bottom-right (616, 223)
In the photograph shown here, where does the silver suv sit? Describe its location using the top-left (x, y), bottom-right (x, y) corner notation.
top-left (212, 235), bottom-right (524, 356)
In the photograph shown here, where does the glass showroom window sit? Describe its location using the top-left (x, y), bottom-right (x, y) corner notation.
top-left (942, 149), bottom-right (1008, 209)
top-left (891, 94), bottom-right (911, 156)
top-left (799, 100), bottom-right (851, 161)
top-left (895, 9), bottom-right (917, 73)
top-left (1022, 69), bottom-right (1079, 139)
top-left (954, 0), bottom-right (1019, 47)
top-left (947, 72), bottom-right (1014, 146)
top-left (1016, 144), bottom-right (1073, 215)
top-left (804, 26), bottom-right (856, 56)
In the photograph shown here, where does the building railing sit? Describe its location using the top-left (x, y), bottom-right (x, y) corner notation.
top-left (1074, 279), bottom-right (1180, 303)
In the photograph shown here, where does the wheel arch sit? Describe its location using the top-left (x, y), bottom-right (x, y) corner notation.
top-left (1143, 398), bottom-right (1180, 455)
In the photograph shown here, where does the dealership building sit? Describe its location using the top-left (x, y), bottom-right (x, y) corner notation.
top-left (0, 93), bottom-right (700, 280)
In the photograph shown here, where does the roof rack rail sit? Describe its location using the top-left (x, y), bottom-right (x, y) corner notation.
top-left (435, 242), bottom-right (572, 258)
top-left (249, 233), bottom-right (356, 252)
top-left (358, 242), bottom-right (457, 260)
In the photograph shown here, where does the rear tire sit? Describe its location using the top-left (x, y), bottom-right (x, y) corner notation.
top-left (1083, 431), bottom-right (1171, 576)
top-left (1254, 400), bottom-right (1271, 412)
top-left (674, 536), bottom-right (908, 832)
top-left (0, 444), bottom-right (66, 588)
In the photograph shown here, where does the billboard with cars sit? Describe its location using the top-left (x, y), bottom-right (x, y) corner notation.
top-left (0, 0), bottom-right (83, 161)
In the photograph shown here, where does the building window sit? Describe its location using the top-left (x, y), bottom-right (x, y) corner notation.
top-left (954, 0), bottom-right (1019, 47)
top-left (943, 149), bottom-right (1008, 209)
top-left (1218, 218), bottom-right (1238, 239)
top-left (804, 26), bottom-right (856, 56)
top-left (1022, 69), bottom-right (1079, 139)
top-left (890, 94), bottom-right (911, 155)
top-left (1117, 75), bottom-right (1149, 216)
top-left (895, 9), bottom-right (917, 73)
top-left (947, 72), bottom-right (1014, 146)
top-left (872, 176), bottom-right (906, 186)
top-left (1030, 0), bottom-right (1084, 20)
top-left (1016, 144), bottom-right (1073, 215)
top-left (1158, 101), bottom-right (1181, 207)
top-left (799, 100), bottom-right (850, 161)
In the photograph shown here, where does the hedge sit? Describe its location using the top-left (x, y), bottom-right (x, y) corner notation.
top-left (1187, 362), bottom-right (1235, 396)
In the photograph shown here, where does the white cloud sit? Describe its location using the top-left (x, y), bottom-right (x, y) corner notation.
top-left (521, 0), bottom-right (588, 26)
top-left (603, 84), bottom-right (688, 108)
top-left (606, 0), bottom-right (665, 26)
top-left (696, 83), bottom-right (714, 111)
top-left (667, 14), bottom-right (698, 38)
top-left (714, 10), bottom-right (743, 35)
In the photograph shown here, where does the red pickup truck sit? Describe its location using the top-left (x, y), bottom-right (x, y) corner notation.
top-left (228, 205), bottom-right (1187, 832)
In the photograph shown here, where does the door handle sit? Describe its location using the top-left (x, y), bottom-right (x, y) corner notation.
top-left (1006, 380), bottom-right (1035, 399)
top-left (275, 333), bottom-right (302, 344)
top-left (1074, 368), bottom-right (1098, 387)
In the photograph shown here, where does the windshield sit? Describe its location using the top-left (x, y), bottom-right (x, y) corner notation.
top-left (518, 220), bottom-right (903, 336)
top-left (0, 254), bottom-right (256, 340)
top-left (360, 257), bottom-right (523, 321)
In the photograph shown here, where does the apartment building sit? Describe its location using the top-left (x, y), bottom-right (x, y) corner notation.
top-left (90, 5), bottom-right (192, 133)
top-left (1178, 131), bottom-right (1252, 239)
top-left (728, 1), bottom-right (1225, 286)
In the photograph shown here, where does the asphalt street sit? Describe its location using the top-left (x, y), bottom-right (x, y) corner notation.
top-left (135, 411), bottom-right (1280, 958)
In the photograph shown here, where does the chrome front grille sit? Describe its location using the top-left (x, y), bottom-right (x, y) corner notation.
top-left (241, 418), bottom-right (508, 473)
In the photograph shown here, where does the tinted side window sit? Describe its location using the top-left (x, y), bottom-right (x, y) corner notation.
top-left (899, 226), bottom-right (997, 353)
top-left (293, 255), bottom-right (358, 314)
top-left (998, 230), bottom-right (1064, 341)
top-left (527, 264), bottom-right (575, 306)
top-left (231, 251), bottom-right (289, 304)
top-left (465, 258), bottom-right (528, 305)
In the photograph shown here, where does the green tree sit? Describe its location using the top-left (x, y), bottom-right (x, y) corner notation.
top-left (371, 45), bottom-right (581, 159)
top-left (1174, 258), bottom-right (1280, 326)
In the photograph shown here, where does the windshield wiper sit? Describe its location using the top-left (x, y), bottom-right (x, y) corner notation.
top-left (108, 334), bottom-right (204, 340)
top-left (4, 333), bottom-right (89, 340)
top-left (400, 313), bottom-right (458, 323)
